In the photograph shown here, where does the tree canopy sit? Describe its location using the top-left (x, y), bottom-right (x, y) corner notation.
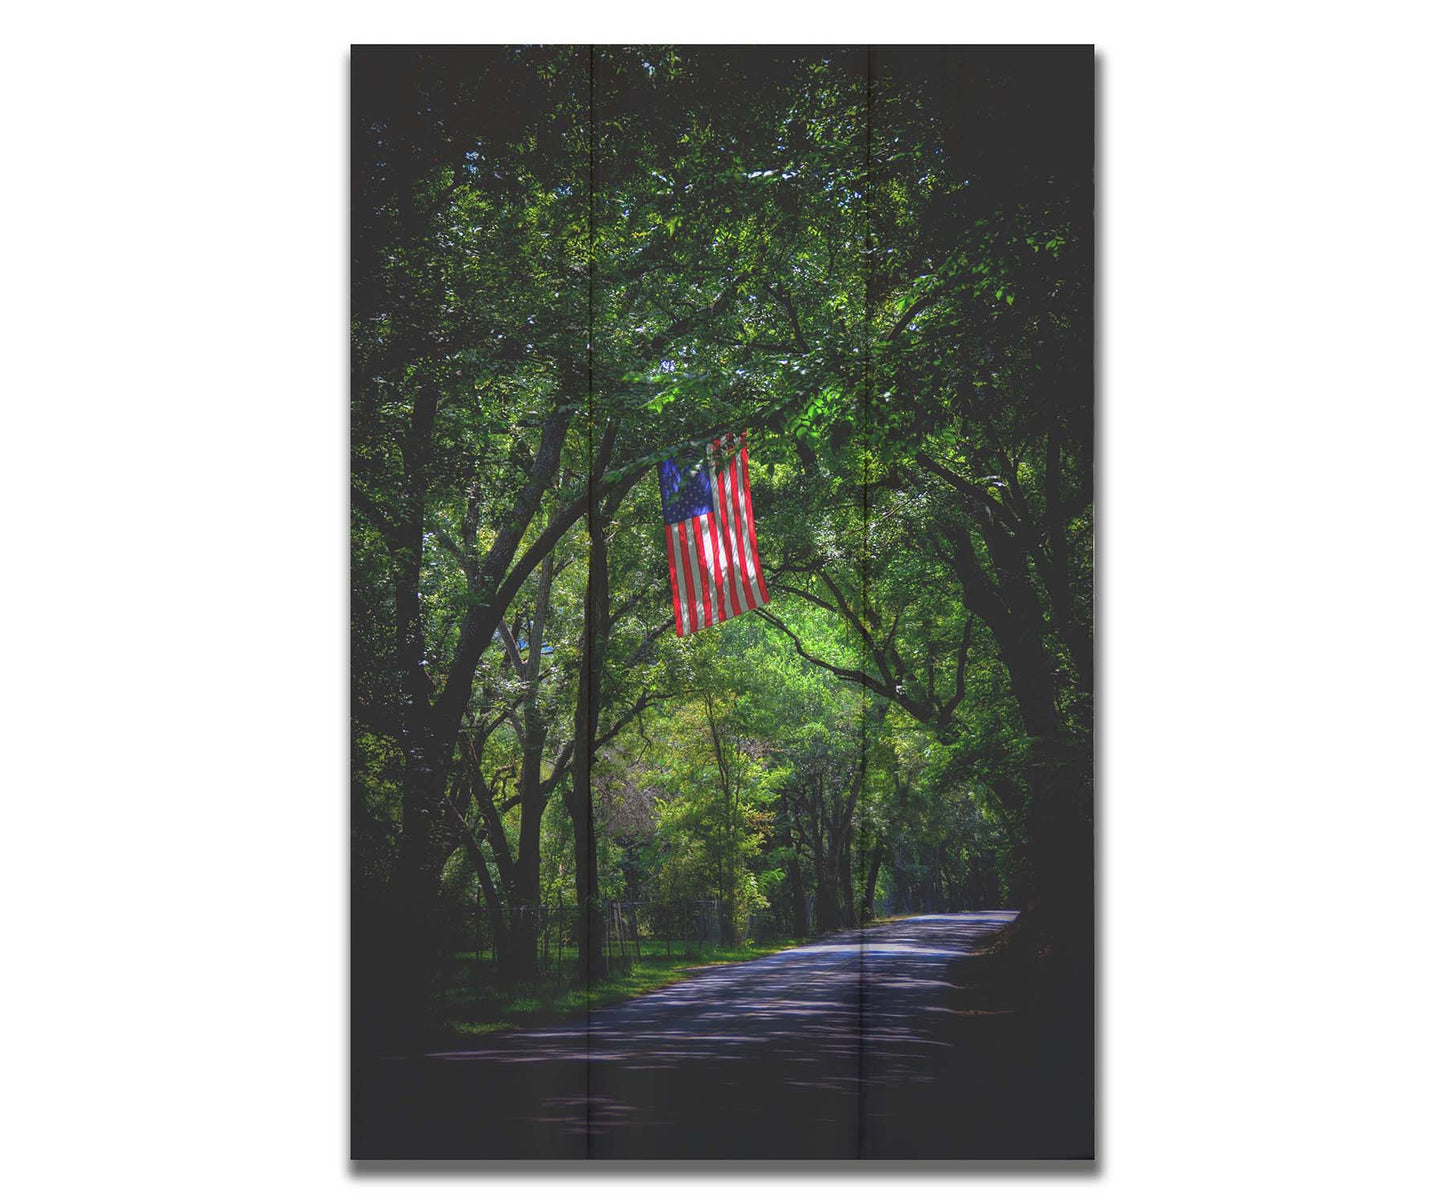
top-left (351, 45), bottom-right (1092, 1043)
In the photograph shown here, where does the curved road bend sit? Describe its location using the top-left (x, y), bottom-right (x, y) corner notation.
top-left (354, 911), bottom-right (1090, 1159)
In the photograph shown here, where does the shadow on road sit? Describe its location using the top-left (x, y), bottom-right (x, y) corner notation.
top-left (353, 912), bottom-right (1091, 1160)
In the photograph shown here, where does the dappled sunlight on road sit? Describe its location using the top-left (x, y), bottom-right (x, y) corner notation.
top-left (412, 913), bottom-right (1020, 1152)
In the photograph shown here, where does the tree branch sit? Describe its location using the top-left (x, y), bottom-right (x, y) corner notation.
top-left (756, 609), bottom-right (892, 697)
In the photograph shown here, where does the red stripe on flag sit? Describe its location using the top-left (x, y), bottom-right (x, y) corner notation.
top-left (665, 522), bottom-right (684, 636)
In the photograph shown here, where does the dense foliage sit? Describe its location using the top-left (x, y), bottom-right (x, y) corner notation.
top-left (352, 46), bottom-right (1092, 1043)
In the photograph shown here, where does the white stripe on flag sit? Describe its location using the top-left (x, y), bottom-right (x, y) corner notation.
top-left (669, 522), bottom-right (692, 634)
top-left (709, 449), bottom-right (749, 614)
top-left (729, 455), bottom-right (765, 610)
top-left (665, 521), bottom-right (682, 635)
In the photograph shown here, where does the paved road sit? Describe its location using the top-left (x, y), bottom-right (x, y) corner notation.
top-left (353, 912), bottom-right (1091, 1159)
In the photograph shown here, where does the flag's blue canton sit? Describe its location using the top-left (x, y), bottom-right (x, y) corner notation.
top-left (659, 457), bottom-right (713, 524)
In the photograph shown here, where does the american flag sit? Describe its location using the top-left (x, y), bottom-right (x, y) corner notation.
top-left (658, 432), bottom-right (770, 636)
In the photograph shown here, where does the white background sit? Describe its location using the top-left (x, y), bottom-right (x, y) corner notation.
top-left (2, 2), bottom-right (1441, 1200)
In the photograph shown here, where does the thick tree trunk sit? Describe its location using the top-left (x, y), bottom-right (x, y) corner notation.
top-left (1024, 736), bottom-right (1093, 961)
top-left (565, 423), bottom-right (619, 983)
top-left (861, 839), bottom-right (884, 923)
top-left (782, 814), bottom-right (810, 937)
top-left (510, 710), bottom-right (547, 977)
top-left (566, 800), bottom-right (603, 979)
top-left (815, 859), bottom-right (840, 933)
top-left (362, 730), bottom-right (452, 1052)
top-left (508, 554), bottom-right (557, 980)
top-left (932, 500), bottom-right (1093, 969)
top-left (788, 857), bottom-right (809, 936)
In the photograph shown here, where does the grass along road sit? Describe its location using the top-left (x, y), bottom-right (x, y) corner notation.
top-left (438, 935), bottom-right (814, 1038)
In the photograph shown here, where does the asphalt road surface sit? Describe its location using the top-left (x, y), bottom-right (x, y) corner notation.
top-left (353, 912), bottom-right (1093, 1159)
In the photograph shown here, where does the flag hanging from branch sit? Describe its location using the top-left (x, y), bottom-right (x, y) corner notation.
top-left (659, 432), bottom-right (770, 636)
